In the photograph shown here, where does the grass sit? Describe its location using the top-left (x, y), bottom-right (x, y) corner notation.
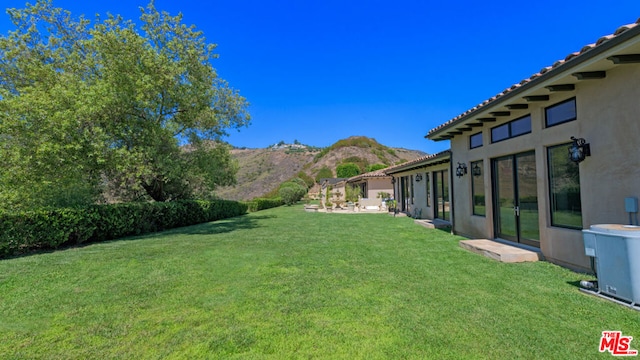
top-left (1, 205), bottom-right (639, 359)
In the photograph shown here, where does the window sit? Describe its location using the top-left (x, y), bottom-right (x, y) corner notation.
top-left (545, 98), bottom-right (576, 127)
top-left (548, 143), bottom-right (583, 229)
top-left (471, 160), bottom-right (485, 216)
top-left (401, 176), bottom-right (410, 211)
top-left (358, 182), bottom-right (367, 198)
top-left (434, 170), bottom-right (449, 221)
top-left (470, 132), bottom-right (483, 149)
top-left (491, 115), bottom-right (531, 143)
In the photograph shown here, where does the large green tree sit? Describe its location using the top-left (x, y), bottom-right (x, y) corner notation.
top-left (336, 163), bottom-right (360, 178)
top-left (0, 0), bottom-right (249, 208)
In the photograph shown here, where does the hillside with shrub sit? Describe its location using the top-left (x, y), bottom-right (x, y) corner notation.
top-left (216, 136), bottom-right (426, 201)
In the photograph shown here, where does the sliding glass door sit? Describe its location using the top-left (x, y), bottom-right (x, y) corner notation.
top-left (493, 152), bottom-right (539, 246)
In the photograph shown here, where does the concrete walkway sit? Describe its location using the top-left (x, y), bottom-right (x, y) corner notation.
top-left (304, 205), bottom-right (388, 214)
top-left (459, 239), bottom-right (541, 263)
top-left (414, 218), bottom-right (451, 229)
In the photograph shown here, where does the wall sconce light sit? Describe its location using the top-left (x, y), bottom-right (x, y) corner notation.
top-left (456, 162), bottom-right (468, 178)
top-left (391, 177), bottom-right (396, 184)
top-left (472, 163), bottom-right (482, 177)
top-left (568, 136), bottom-right (591, 163)
top-left (415, 173), bottom-right (423, 182)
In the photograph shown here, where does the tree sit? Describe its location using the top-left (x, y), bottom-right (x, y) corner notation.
top-left (336, 163), bottom-right (361, 178)
top-left (341, 156), bottom-right (368, 173)
top-left (278, 181), bottom-right (307, 206)
top-left (0, 0), bottom-right (249, 208)
top-left (288, 177), bottom-right (308, 190)
top-left (315, 166), bottom-right (333, 183)
top-left (296, 171), bottom-right (315, 188)
top-left (366, 163), bottom-right (387, 172)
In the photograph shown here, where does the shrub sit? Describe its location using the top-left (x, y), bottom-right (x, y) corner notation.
top-left (279, 183), bottom-right (307, 206)
top-left (296, 171), bottom-right (315, 188)
top-left (346, 185), bottom-right (361, 203)
top-left (247, 198), bottom-right (284, 212)
top-left (0, 200), bottom-right (248, 258)
top-left (289, 177), bottom-right (309, 190)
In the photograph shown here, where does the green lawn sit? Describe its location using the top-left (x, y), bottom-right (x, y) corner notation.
top-left (1, 205), bottom-right (638, 359)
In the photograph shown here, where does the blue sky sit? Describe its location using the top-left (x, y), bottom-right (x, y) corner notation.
top-left (2, 1), bottom-right (640, 154)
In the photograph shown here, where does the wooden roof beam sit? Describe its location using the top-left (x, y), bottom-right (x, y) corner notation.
top-left (572, 71), bottom-right (606, 80)
top-left (607, 54), bottom-right (640, 64)
top-left (545, 84), bottom-right (575, 92)
top-left (523, 95), bottom-right (550, 102)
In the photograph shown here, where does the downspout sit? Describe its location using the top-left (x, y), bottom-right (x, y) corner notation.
top-left (449, 159), bottom-right (455, 235)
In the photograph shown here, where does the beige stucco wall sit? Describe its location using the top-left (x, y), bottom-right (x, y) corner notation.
top-left (347, 177), bottom-right (393, 208)
top-left (364, 177), bottom-right (393, 200)
top-left (450, 64), bottom-right (640, 271)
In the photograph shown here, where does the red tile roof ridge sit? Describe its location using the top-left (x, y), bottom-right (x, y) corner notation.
top-left (383, 150), bottom-right (451, 173)
top-left (427, 20), bottom-right (640, 137)
top-left (346, 168), bottom-right (391, 182)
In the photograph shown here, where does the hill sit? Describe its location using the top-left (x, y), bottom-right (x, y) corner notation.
top-left (216, 136), bottom-right (426, 201)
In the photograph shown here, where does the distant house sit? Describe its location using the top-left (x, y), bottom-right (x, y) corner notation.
top-left (384, 151), bottom-right (451, 220)
top-left (425, 20), bottom-right (640, 271)
top-left (319, 178), bottom-right (348, 207)
top-left (346, 169), bottom-right (394, 208)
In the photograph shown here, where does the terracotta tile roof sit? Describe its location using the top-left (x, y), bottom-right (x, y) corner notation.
top-left (346, 168), bottom-right (390, 182)
top-left (319, 178), bottom-right (348, 186)
top-left (427, 18), bottom-right (640, 138)
top-left (384, 150), bottom-right (451, 175)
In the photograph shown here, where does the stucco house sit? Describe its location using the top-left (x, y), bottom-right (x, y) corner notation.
top-left (346, 169), bottom-right (394, 209)
top-left (319, 178), bottom-right (347, 208)
top-left (426, 20), bottom-right (640, 271)
top-left (384, 151), bottom-right (451, 220)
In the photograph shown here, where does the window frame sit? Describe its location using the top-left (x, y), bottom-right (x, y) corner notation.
top-left (470, 132), bottom-right (483, 149)
top-left (491, 115), bottom-right (532, 143)
top-left (471, 160), bottom-right (485, 216)
top-left (545, 97), bottom-right (577, 128)
top-left (433, 170), bottom-right (450, 221)
top-left (547, 142), bottom-right (583, 229)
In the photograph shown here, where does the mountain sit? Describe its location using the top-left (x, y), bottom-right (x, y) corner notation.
top-left (216, 136), bottom-right (427, 201)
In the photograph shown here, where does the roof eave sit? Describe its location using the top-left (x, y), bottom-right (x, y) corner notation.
top-left (384, 150), bottom-right (451, 175)
top-left (426, 23), bottom-right (640, 140)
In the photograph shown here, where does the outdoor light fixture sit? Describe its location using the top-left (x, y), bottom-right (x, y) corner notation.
top-left (472, 163), bottom-right (482, 177)
top-left (568, 136), bottom-right (591, 163)
top-left (456, 162), bottom-right (468, 178)
top-left (415, 174), bottom-right (423, 182)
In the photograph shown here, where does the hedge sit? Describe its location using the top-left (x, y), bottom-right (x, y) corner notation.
top-left (245, 197), bottom-right (284, 212)
top-left (0, 200), bottom-right (247, 258)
